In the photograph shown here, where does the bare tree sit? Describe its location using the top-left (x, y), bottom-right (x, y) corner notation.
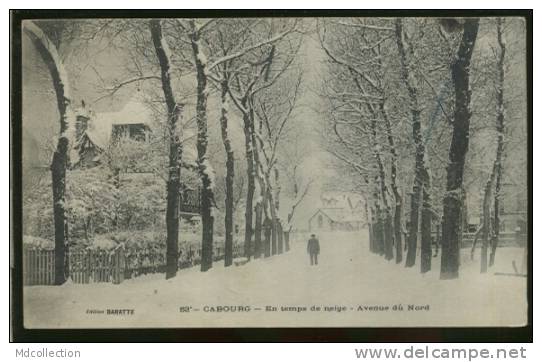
top-left (254, 70), bottom-right (303, 254)
top-left (280, 132), bottom-right (314, 246)
top-left (24, 21), bottom-right (76, 285)
top-left (319, 18), bottom-right (396, 261)
top-left (224, 19), bottom-right (301, 258)
top-left (184, 19), bottom-right (217, 272)
top-left (170, 18), bottom-right (283, 269)
top-left (149, 19), bottom-right (183, 279)
top-left (207, 19), bottom-right (271, 265)
top-left (394, 18), bottom-right (433, 272)
top-left (489, 18), bottom-right (506, 268)
top-left (472, 18), bottom-right (507, 272)
top-left (440, 18), bottom-right (480, 280)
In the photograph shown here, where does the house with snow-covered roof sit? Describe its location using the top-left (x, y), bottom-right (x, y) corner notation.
top-left (308, 192), bottom-right (366, 232)
top-left (73, 96), bottom-right (198, 169)
top-left (71, 95), bottom-right (201, 216)
top-left (72, 97), bottom-right (155, 168)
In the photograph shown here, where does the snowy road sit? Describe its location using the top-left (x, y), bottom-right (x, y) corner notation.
top-left (23, 230), bottom-right (528, 328)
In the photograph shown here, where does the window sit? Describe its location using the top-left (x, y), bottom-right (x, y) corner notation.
top-left (112, 123), bottom-right (147, 143)
top-left (318, 214), bottom-right (323, 228)
top-left (129, 124), bottom-right (146, 141)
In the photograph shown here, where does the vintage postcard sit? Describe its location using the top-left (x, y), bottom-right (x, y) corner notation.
top-left (16, 14), bottom-right (529, 329)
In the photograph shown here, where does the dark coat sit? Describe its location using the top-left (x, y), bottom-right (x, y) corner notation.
top-left (307, 237), bottom-right (320, 254)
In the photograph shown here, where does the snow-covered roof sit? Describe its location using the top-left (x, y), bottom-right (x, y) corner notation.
top-left (83, 98), bottom-right (155, 149)
top-left (320, 192), bottom-right (363, 210)
top-left (71, 95), bottom-right (201, 168)
top-left (311, 208), bottom-right (364, 223)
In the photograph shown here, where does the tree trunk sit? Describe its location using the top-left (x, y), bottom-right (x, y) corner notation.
top-left (373, 199), bottom-right (384, 255)
top-left (490, 18), bottom-right (506, 268)
top-left (370, 117), bottom-right (393, 261)
top-left (242, 110), bottom-right (255, 259)
top-left (219, 81), bottom-right (234, 267)
top-left (420, 187), bottom-right (432, 273)
top-left (381, 103), bottom-right (403, 264)
top-left (25, 21), bottom-right (76, 285)
top-left (268, 188), bottom-right (278, 255)
top-left (275, 176), bottom-right (283, 255)
top-left (274, 168), bottom-right (283, 254)
top-left (254, 202), bottom-right (263, 258)
top-left (406, 185), bottom-right (421, 267)
top-left (367, 204), bottom-right (375, 253)
top-left (365, 200), bottom-right (374, 252)
top-left (252, 119), bottom-right (275, 257)
top-left (375, 218), bottom-right (384, 255)
top-left (480, 176), bottom-right (494, 273)
top-left (277, 220), bottom-right (283, 254)
top-left (371, 183), bottom-right (384, 254)
top-left (51, 142), bottom-right (69, 284)
top-left (264, 216), bottom-right (272, 257)
top-left (490, 169), bottom-right (502, 267)
top-left (190, 23), bottom-right (214, 272)
top-left (440, 18), bottom-right (479, 280)
top-left (286, 209), bottom-right (298, 253)
top-left (395, 18), bottom-right (428, 269)
top-left (393, 203), bottom-right (403, 263)
top-left (150, 19), bottom-right (182, 280)
top-left (285, 230), bottom-right (291, 252)
top-left (383, 215), bottom-right (394, 260)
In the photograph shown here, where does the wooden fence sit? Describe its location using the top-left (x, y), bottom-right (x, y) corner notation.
top-left (70, 248), bottom-right (125, 284)
top-left (23, 248), bottom-right (55, 286)
top-left (23, 242), bottom-right (245, 286)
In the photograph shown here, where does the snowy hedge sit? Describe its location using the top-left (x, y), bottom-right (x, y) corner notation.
top-left (23, 235), bottom-right (55, 250)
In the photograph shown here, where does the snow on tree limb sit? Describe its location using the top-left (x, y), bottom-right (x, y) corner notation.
top-left (328, 19), bottom-right (394, 32)
top-left (93, 75), bottom-right (161, 104)
top-left (23, 21), bottom-right (75, 144)
top-left (208, 23), bottom-right (298, 71)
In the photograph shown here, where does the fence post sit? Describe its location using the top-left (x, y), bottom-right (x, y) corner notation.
top-left (23, 248), bottom-right (28, 285)
top-left (31, 249), bottom-right (36, 285)
top-left (49, 250), bottom-right (53, 284)
top-left (38, 249), bottom-right (42, 285)
top-left (104, 250), bottom-right (109, 282)
top-left (91, 250), bottom-right (96, 282)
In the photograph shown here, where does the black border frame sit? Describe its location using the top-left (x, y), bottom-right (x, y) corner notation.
top-left (10, 9), bottom-right (533, 343)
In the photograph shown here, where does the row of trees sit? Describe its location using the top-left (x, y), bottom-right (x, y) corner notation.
top-left (23, 18), bottom-right (310, 284)
top-left (319, 17), bottom-right (525, 279)
top-left (23, 17), bottom-right (526, 283)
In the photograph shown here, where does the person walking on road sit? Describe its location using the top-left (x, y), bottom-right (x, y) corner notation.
top-left (307, 234), bottom-right (320, 265)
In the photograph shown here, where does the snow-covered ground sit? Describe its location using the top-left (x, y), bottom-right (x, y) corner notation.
top-left (23, 230), bottom-right (528, 328)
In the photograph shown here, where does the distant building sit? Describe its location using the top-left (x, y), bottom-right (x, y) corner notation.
top-left (308, 192), bottom-right (366, 232)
